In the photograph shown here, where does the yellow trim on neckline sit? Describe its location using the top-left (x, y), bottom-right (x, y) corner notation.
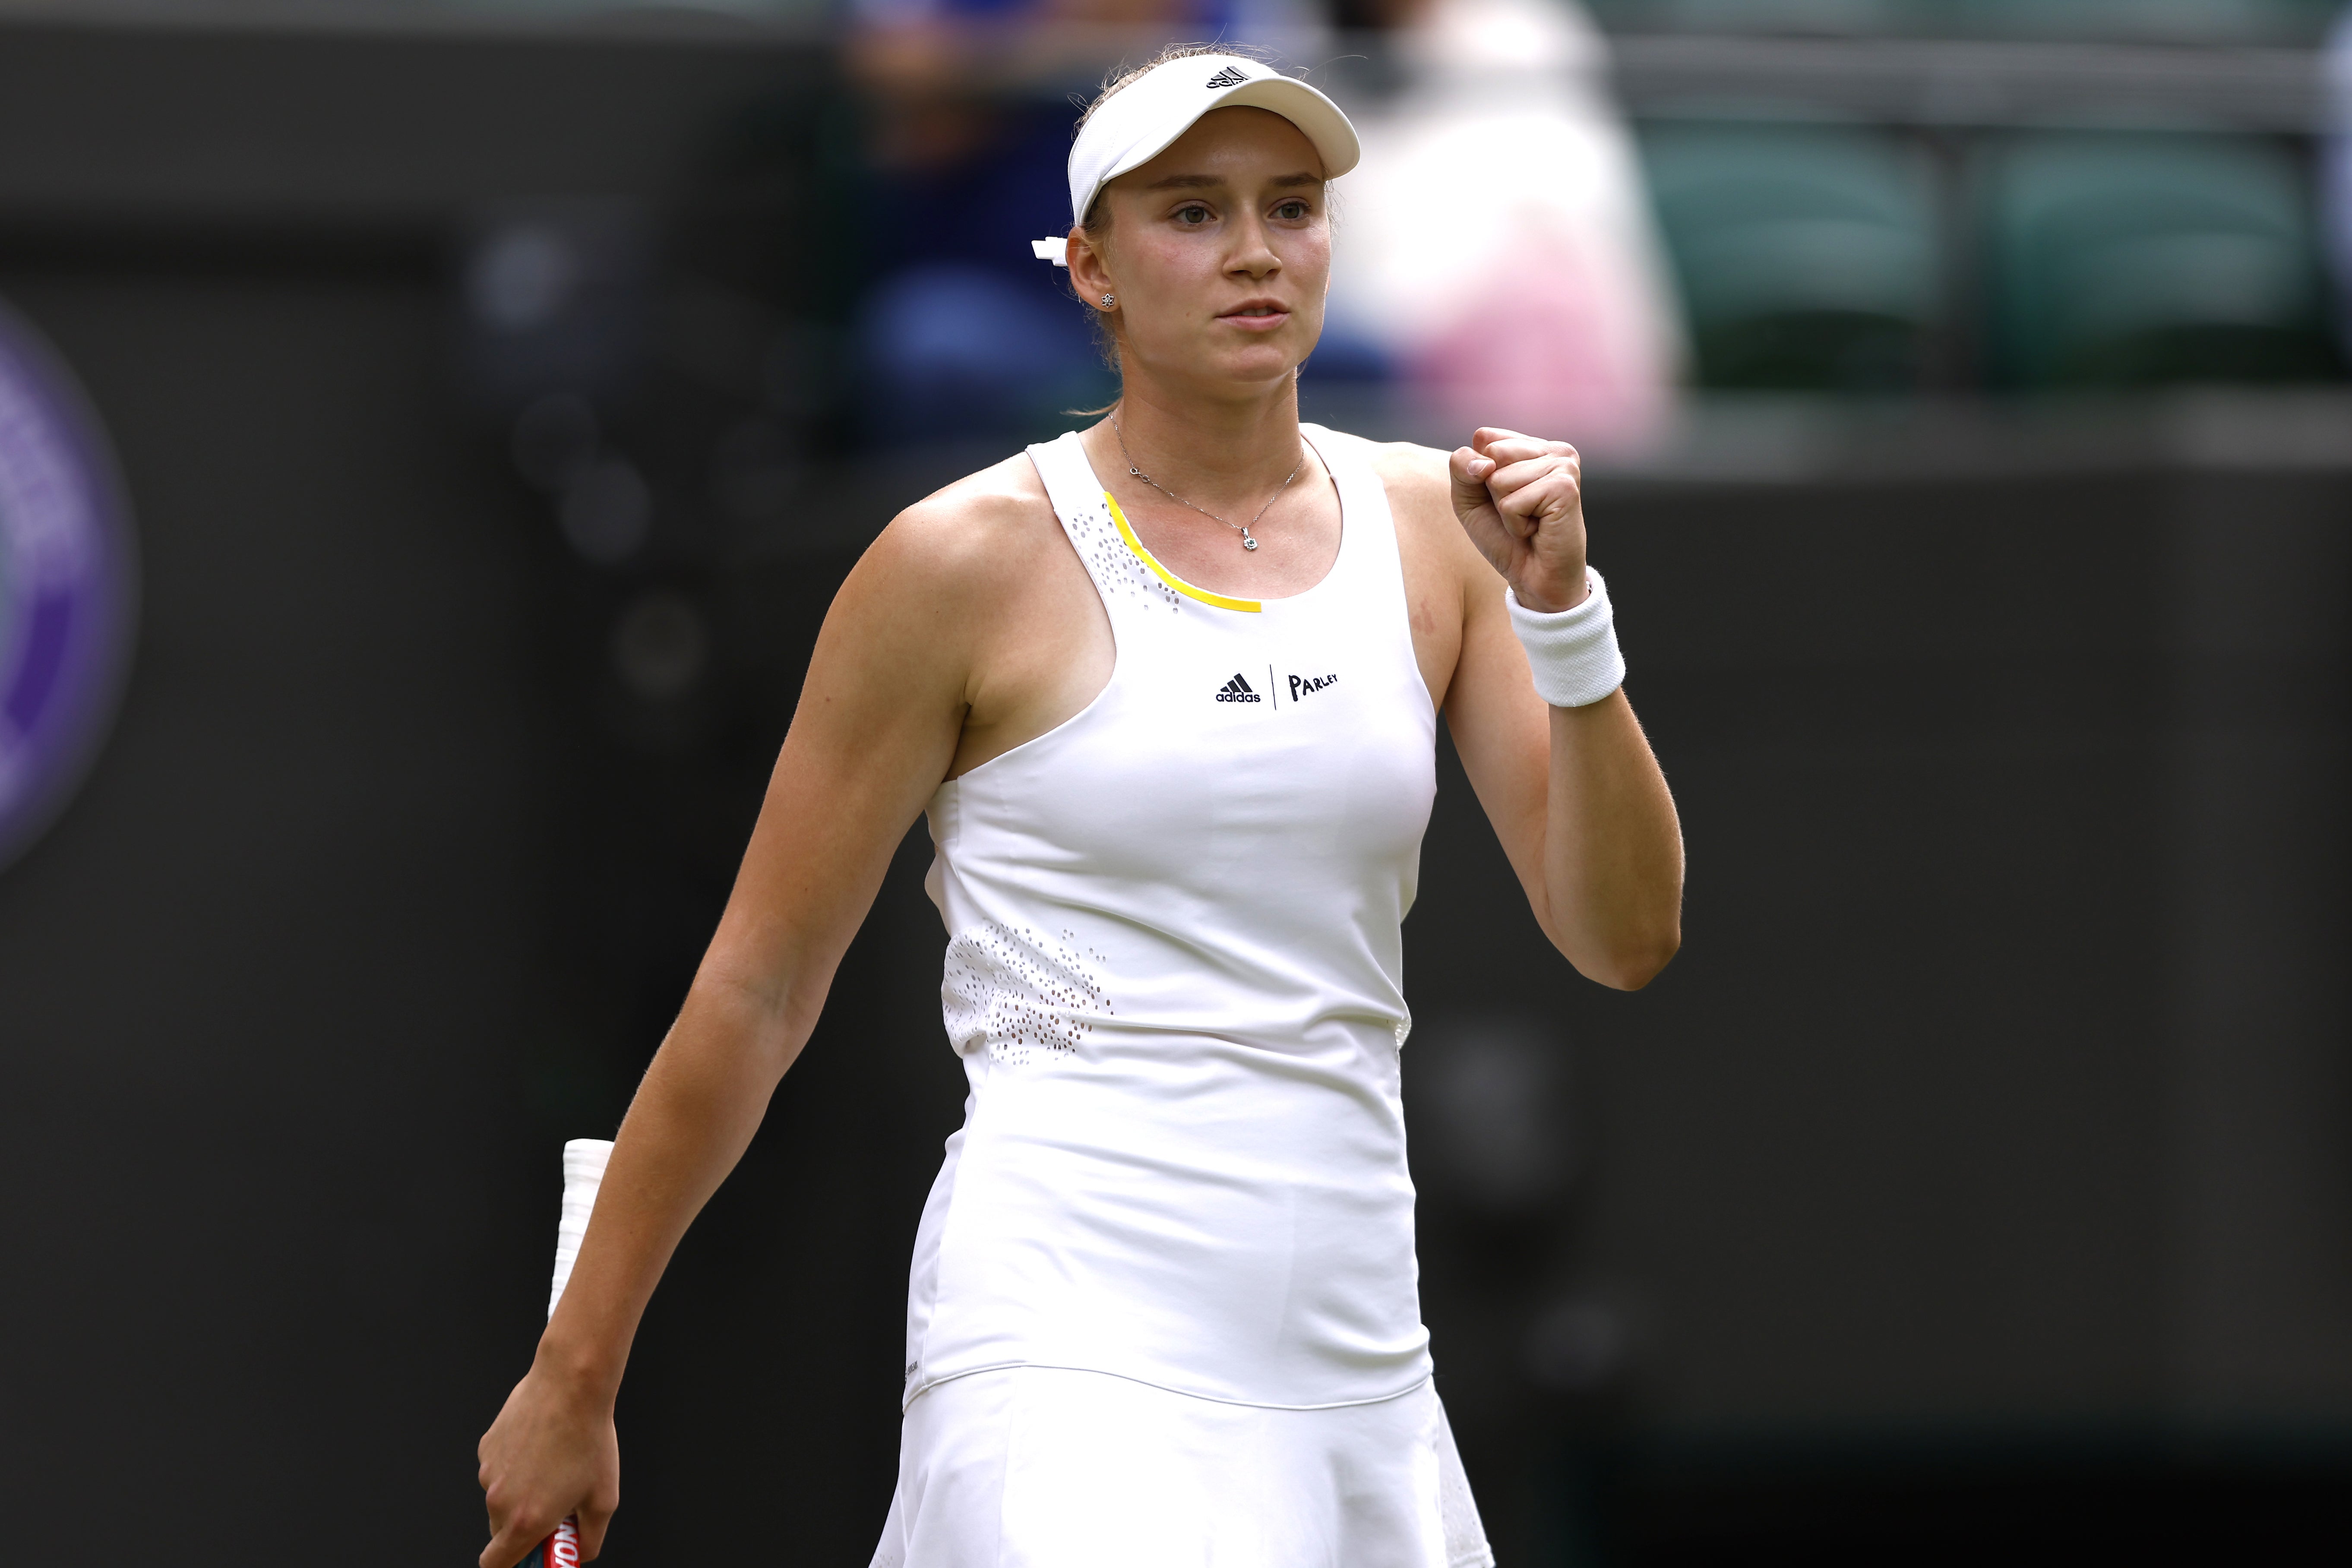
top-left (1103, 491), bottom-right (1262, 613)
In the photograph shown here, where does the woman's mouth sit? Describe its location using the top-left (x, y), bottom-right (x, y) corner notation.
top-left (1218, 301), bottom-right (1290, 331)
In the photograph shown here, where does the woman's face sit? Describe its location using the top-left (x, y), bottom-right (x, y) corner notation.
top-left (1079, 106), bottom-right (1331, 398)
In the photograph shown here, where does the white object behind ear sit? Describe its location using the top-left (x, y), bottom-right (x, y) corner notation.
top-left (549, 1137), bottom-right (613, 1321)
top-left (1032, 238), bottom-right (1070, 267)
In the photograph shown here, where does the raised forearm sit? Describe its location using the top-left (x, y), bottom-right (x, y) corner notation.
top-left (1539, 689), bottom-right (1682, 989)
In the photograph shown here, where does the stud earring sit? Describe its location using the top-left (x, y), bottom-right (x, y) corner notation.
top-left (1100, 293), bottom-right (1116, 308)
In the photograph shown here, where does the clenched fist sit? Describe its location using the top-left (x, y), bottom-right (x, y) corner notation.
top-left (1449, 428), bottom-right (1587, 613)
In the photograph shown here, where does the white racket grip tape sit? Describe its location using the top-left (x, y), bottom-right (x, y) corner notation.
top-left (518, 1139), bottom-right (612, 1568)
top-left (547, 1138), bottom-right (613, 1322)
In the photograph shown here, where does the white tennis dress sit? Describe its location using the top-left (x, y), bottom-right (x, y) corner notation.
top-left (869, 426), bottom-right (1494, 1568)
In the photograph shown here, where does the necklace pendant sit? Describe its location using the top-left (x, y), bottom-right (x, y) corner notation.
top-left (1242, 533), bottom-right (1259, 551)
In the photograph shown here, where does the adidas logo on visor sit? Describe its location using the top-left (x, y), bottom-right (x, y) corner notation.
top-left (1215, 673), bottom-right (1261, 703)
top-left (1204, 64), bottom-right (1250, 89)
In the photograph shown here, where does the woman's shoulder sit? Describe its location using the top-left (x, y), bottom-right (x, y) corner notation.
top-left (885, 449), bottom-right (1057, 547)
top-left (1311, 431), bottom-right (1460, 550)
top-left (1363, 438), bottom-right (1453, 503)
top-left (860, 450), bottom-right (1066, 598)
top-left (1317, 431), bottom-right (1486, 612)
top-left (1308, 427), bottom-right (1451, 509)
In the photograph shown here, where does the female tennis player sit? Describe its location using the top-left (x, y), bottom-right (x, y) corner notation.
top-left (478, 46), bottom-right (1681, 1568)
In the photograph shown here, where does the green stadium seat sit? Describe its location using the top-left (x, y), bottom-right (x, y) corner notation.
top-left (1640, 123), bottom-right (1941, 390)
top-left (1982, 131), bottom-right (2337, 387)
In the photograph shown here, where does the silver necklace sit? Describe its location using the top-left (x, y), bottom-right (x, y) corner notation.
top-left (1111, 417), bottom-right (1300, 551)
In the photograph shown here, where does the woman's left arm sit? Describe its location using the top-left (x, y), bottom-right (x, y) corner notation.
top-left (1434, 430), bottom-right (1683, 990)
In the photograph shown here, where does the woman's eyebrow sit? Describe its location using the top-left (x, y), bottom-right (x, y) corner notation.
top-left (1141, 171), bottom-right (1322, 192)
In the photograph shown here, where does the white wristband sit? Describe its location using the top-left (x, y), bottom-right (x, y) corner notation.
top-left (1507, 569), bottom-right (1625, 708)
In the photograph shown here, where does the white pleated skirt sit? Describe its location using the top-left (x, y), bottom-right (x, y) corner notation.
top-left (867, 1366), bottom-right (1495, 1568)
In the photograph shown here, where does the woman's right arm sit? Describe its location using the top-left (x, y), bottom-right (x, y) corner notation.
top-left (474, 486), bottom-right (1023, 1567)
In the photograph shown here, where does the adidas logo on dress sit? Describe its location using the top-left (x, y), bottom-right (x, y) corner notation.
top-left (1215, 673), bottom-right (1261, 703)
top-left (1203, 65), bottom-right (1250, 89)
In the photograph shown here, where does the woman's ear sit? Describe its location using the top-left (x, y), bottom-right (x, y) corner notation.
top-left (1067, 227), bottom-right (1115, 310)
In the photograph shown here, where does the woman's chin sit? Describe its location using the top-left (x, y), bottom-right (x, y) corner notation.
top-left (1129, 337), bottom-right (1314, 397)
top-left (1204, 342), bottom-right (1311, 390)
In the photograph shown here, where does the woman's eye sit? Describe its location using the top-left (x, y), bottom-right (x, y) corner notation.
top-left (1276, 202), bottom-right (1308, 220)
top-left (1176, 205), bottom-right (1210, 225)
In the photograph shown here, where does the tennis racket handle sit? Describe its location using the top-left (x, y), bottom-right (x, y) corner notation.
top-left (522, 1141), bottom-right (607, 1568)
top-left (516, 1516), bottom-right (581, 1568)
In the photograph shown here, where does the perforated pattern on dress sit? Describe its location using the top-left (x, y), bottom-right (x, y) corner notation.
top-left (1064, 496), bottom-right (1181, 614)
top-left (941, 921), bottom-right (1116, 1065)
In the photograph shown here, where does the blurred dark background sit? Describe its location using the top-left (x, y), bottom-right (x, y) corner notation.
top-left (0, 2), bottom-right (2346, 1564)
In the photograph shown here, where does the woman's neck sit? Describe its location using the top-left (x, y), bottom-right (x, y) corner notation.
top-left (1091, 367), bottom-right (1306, 511)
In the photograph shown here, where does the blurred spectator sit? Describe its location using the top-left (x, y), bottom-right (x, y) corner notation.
top-left (847, 0), bottom-right (1324, 439)
top-left (1325, 0), bottom-right (1685, 453)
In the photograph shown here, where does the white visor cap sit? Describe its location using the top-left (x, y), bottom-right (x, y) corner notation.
top-left (1031, 54), bottom-right (1359, 266)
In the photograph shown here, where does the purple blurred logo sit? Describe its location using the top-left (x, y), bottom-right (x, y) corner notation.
top-left (0, 297), bottom-right (136, 873)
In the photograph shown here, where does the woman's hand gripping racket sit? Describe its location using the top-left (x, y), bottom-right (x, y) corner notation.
top-left (485, 1138), bottom-right (613, 1568)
